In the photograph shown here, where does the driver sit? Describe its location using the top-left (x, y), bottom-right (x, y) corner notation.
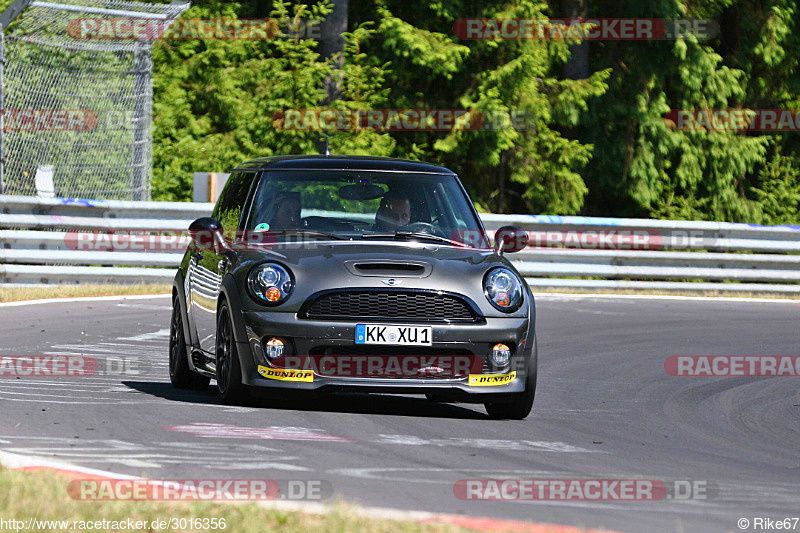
top-left (269, 192), bottom-right (301, 230)
top-left (374, 189), bottom-right (411, 231)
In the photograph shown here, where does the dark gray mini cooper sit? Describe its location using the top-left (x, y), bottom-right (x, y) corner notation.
top-left (170, 156), bottom-right (537, 419)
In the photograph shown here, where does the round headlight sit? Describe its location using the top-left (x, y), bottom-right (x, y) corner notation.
top-left (484, 267), bottom-right (524, 312)
top-left (248, 263), bottom-right (294, 305)
top-left (257, 266), bottom-right (280, 286)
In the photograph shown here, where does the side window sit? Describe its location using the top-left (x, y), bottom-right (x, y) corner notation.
top-left (212, 172), bottom-right (254, 233)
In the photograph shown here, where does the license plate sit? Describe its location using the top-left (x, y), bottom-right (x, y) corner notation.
top-left (355, 324), bottom-right (432, 346)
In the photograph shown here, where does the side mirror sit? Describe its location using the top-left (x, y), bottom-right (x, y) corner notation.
top-left (494, 226), bottom-right (529, 253)
top-left (188, 217), bottom-right (224, 252)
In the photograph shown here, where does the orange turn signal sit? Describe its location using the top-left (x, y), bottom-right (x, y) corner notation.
top-left (265, 287), bottom-right (281, 302)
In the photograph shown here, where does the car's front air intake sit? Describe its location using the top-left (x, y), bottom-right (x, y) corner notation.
top-left (299, 290), bottom-right (482, 323)
top-left (353, 263), bottom-right (426, 275)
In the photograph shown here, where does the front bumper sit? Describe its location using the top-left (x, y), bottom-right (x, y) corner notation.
top-left (236, 311), bottom-right (532, 400)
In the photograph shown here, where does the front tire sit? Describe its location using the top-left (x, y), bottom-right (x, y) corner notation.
top-left (169, 295), bottom-right (210, 390)
top-left (215, 302), bottom-right (249, 404)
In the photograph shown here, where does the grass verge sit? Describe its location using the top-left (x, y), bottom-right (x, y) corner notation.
top-left (0, 465), bottom-right (468, 533)
top-left (0, 284), bottom-right (171, 303)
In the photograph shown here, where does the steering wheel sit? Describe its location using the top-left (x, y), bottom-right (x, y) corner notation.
top-left (396, 221), bottom-right (446, 238)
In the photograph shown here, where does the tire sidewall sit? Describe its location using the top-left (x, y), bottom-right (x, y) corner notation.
top-left (216, 302), bottom-right (246, 403)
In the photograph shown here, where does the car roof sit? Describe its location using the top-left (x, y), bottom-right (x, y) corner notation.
top-left (231, 155), bottom-right (456, 175)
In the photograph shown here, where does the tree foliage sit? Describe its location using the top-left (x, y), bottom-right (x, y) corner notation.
top-left (151, 0), bottom-right (394, 200)
top-left (579, 0), bottom-right (799, 222)
top-left (142, 0), bottom-right (799, 223)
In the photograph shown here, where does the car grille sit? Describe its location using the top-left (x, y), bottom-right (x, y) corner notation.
top-left (300, 290), bottom-right (480, 322)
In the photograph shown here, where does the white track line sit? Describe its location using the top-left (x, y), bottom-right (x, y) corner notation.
top-left (0, 293), bottom-right (170, 308)
top-left (534, 292), bottom-right (800, 303)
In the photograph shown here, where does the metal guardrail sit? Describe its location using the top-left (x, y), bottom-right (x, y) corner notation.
top-left (1, 195), bottom-right (799, 294)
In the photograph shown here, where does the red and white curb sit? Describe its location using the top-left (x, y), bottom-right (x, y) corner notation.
top-left (0, 449), bottom-right (140, 480)
top-left (0, 450), bottom-right (619, 533)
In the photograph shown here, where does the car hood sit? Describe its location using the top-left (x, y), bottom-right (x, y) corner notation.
top-left (231, 240), bottom-right (529, 318)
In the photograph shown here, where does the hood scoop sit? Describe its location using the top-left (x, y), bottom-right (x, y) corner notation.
top-left (345, 260), bottom-right (431, 278)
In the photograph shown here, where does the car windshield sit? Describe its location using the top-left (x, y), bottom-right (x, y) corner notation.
top-left (244, 170), bottom-right (489, 247)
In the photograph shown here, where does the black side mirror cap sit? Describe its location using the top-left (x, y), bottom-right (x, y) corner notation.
top-left (188, 217), bottom-right (224, 252)
top-left (494, 226), bottom-right (530, 253)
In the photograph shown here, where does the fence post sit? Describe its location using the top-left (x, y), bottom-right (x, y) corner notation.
top-left (0, 26), bottom-right (5, 195)
top-left (131, 40), bottom-right (151, 201)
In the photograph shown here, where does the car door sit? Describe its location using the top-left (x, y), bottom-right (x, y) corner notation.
top-left (189, 171), bottom-right (256, 355)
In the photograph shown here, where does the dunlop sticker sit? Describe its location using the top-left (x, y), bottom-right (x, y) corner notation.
top-left (257, 366), bottom-right (314, 382)
top-left (468, 371), bottom-right (516, 386)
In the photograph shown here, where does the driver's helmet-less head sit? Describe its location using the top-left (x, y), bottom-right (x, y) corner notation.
top-left (374, 189), bottom-right (411, 231)
top-left (269, 191), bottom-right (302, 230)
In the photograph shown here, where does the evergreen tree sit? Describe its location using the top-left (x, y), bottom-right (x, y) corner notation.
top-left (151, 0), bottom-right (393, 200)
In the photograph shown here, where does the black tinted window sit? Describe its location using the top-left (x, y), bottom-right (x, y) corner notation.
top-left (212, 172), bottom-right (255, 232)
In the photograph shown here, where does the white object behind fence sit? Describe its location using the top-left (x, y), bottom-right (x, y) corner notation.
top-left (193, 172), bottom-right (230, 203)
top-left (34, 165), bottom-right (54, 197)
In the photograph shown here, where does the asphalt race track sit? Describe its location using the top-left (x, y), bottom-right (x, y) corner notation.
top-left (0, 294), bottom-right (798, 532)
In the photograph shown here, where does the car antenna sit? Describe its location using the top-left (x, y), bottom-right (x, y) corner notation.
top-left (323, 133), bottom-right (331, 156)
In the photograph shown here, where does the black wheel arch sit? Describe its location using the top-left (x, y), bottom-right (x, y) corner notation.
top-left (172, 271), bottom-right (195, 347)
top-left (520, 287), bottom-right (537, 375)
top-left (218, 273), bottom-right (257, 380)
top-left (218, 273), bottom-right (249, 343)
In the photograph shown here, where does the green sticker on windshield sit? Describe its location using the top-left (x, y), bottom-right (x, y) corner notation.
top-left (254, 223), bottom-right (270, 231)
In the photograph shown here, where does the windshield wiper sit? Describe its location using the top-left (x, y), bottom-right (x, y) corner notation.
top-left (261, 229), bottom-right (348, 240)
top-left (362, 232), bottom-right (468, 247)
